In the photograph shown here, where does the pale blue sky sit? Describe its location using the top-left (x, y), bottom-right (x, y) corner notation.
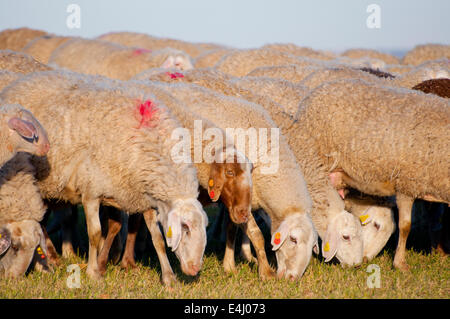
top-left (0, 0), bottom-right (448, 55)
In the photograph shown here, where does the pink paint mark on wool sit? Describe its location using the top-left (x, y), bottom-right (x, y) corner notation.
top-left (132, 48), bottom-right (152, 56)
top-left (166, 72), bottom-right (184, 79)
top-left (136, 99), bottom-right (159, 128)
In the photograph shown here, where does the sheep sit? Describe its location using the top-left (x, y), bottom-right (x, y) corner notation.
top-left (340, 48), bottom-right (400, 65)
top-left (22, 34), bottom-right (71, 64)
top-left (246, 64), bottom-right (322, 83)
top-left (0, 103), bottom-right (50, 166)
top-left (214, 48), bottom-right (325, 77)
top-left (48, 38), bottom-right (193, 80)
top-left (97, 31), bottom-right (224, 58)
top-left (138, 68), bottom-right (368, 268)
top-left (0, 50), bottom-right (53, 74)
top-left (0, 70), bottom-right (209, 281)
top-left (0, 153), bottom-right (49, 277)
top-left (297, 79), bottom-right (450, 271)
top-left (412, 78), bottom-right (450, 98)
top-left (343, 192), bottom-right (396, 261)
top-left (299, 66), bottom-right (382, 90)
top-left (402, 44), bottom-right (450, 66)
top-left (96, 81), bottom-right (262, 281)
top-left (0, 70), bottom-right (20, 91)
top-left (0, 27), bottom-right (47, 51)
top-left (387, 59), bottom-right (449, 89)
top-left (262, 43), bottom-right (336, 61)
top-left (194, 48), bottom-right (234, 68)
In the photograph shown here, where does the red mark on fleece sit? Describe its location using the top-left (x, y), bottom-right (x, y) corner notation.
top-left (209, 190), bottom-right (215, 199)
top-left (166, 72), bottom-right (184, 79)
top-left (132, 48), bottom-right (152, 56)
top-left (136, 99), bottom-right (159, 128)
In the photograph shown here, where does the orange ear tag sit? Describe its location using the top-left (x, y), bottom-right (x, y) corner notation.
top-left (274, 232), bottom-right (281, 245)
top-left (208, 179), bottom-right (214, 187)
top-left (167, 227), bottom-right (172, 238)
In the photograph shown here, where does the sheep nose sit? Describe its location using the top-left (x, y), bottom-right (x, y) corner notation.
top-left (38, 141), bottom-right (50, 155)
top-left (187, 261), bottom-right (200, 276)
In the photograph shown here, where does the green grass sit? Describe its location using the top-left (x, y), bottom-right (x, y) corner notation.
top-left (0, 206), bottom-right (448, 299)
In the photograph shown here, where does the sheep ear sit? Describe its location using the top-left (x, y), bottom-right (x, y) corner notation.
top-left (0, 227), bottom-right (11, 255)
top-left (166, 211), bottom-right (182, 252)
top-left (161, 56), bottom-right (175, 69)
top-left (313, 235), bottom-right (319, 255)
top-left (322, 225), bottom-right (339, 262)
top-left (271, 222), bottom-right (289, 251)
top-left (8, 117), bottom-right (37, 140)
top-left (358, 209), bottom-right (373, 225)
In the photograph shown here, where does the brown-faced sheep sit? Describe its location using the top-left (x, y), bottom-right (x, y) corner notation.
top-left (0, 27), bottom-right (47, 51)
top-left (402, 44), bottom-right (450, 66)
top-left (48, 38), bottom-right (193, 80)
top-left (0, 70), bottom-right (208, 281)
top-left (298, 79), bottom-right (450, 271)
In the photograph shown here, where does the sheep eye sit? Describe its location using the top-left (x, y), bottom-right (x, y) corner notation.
top-left (226, 170), bottom-right (234, 177)
top-left (342, 235), bottom-right (350, 241)
top-left (373, 222), bottom-right (380, 231)
top-left (289, 236), bottom-right (297, 244)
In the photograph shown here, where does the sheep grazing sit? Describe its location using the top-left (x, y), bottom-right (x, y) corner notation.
top-left (412, 78), bottom-right (450, 98)
top-left (49, 38), bottom-right (193, 80)
top-left (0, 70), bottom-right (208, 280)
top-left (22, 34), bottom-right (71, 64)
top-left (0, 103), bottom-right (50, 165)
top-left (194, 48), bottom-right (233, 68)
top-left (262, 43), bottom-right (336, 61)
top-left (246, 64), bottom-right (322, 83)
top-left (340, 48), bottom-right (400, 65)
top-left (0, 153), bottom-right (49, 277)
top-left (146, 80), bottom-right (317, 279)
top-left (147, 68), bottom-right (379, 268)
top-left (0, 27), bottom-right (47, 51)
top-left (343, 192), bottom-right (396, 261)
top-left (0, 50), bottom-right (53, 74)
top-left (215, 48), bottom-right (324, 77)
top-left (402, 44), bottom-right (450, 66)
top-left (97, 31), bottom-right (223, 58)
top-left (298, 79), bottom-right (450, 271)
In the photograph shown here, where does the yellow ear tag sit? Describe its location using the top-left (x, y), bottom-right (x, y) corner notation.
top-left (0, 234), bottom-right (2, 239)
top-left (324, 242), bottom-right (330, 252)
top-left (167, 226), bottom-right (172, 238)
top-left (208, 179), bottom-right (214, 187)
top-left (274, 232), bottom-right (281, 245)
top-left (359, 214), bottom-right (369, 224)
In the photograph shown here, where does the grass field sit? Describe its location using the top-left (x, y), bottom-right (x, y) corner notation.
top-left (0, 206), bottom-right (448, 299)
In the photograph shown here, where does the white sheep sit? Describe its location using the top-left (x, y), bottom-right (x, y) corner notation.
top-left (0, 70), bottom-right (208, 281)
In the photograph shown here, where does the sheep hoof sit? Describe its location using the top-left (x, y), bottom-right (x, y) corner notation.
top-left (223, 263), bottom-right (237, 275)
top-left (393, 259), bottom-right (410, 272)
top-left (161, 272), bottom-right (177, 286)
top-left (86, 267), bottom-right (103, 281)
top-left (259, 267), bottom-right (276, 280)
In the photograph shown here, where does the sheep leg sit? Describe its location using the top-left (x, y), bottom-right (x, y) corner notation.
top-left (223, 216), bottom-right (237, 274)
top-left (142, 209), bottom-right (177, 286)
top-left (97, 207), bottom-right (123, 275)
top-left (61, 206), bottom-right (78, 258)
top-left (82, 197), bottom-right (102, 280)
top-left (242, 213), bottom-right (276, 280)
top-left (40, 224), bottom-right (60, 266)
top-left (121, 213), bottom-right (142, 270)
top-left (393, 193), bottom-right (414, 271)
top-left (240, 233), bottom-right (257, 264)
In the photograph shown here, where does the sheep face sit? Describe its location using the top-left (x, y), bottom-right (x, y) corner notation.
top-left (359, 206), bottom-right (395, 261)
top-left (164, 198), bottom-right (208, 276)
top-left (161, 53), bottom-right (194, 71)
top-left (208, 149), bottom-right (253, 224)
top-left (271, 213), bottom-right (318, 280)
top-left (0, 220), bottom-right (46, 278)
top-left (0, 104), bottom-right (50, 158)
top-left (322, 211), bottom-right (363, 267)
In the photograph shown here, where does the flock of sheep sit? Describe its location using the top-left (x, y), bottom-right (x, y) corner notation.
top-left (0, 27), bottom-right (448, 285)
